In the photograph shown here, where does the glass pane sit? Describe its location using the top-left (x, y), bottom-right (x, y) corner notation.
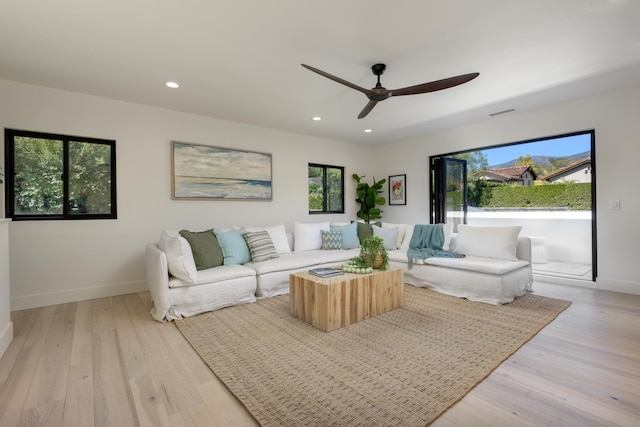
top-left (308, 166), bottom-right (324, 211)
top-left (69, 141), bottom-right (112, 215)
top-left (445, 159), bottom-right (466, 229)
top-left (327, 167), bottom-right (343, 212)
top-left (13, 136), bottom-right (64, 215)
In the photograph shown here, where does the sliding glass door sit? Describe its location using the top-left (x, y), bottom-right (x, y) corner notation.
top-left (431, 157), bottom-right (467, 229)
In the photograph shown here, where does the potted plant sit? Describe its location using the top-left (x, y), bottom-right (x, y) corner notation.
top-left (358, 235), bottom-right (389, 271)
top-left (353, 174), bottom-right (386, 223)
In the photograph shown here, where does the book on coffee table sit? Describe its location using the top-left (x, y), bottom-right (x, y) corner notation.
top-left (309, 267), bottom-right (344, 278)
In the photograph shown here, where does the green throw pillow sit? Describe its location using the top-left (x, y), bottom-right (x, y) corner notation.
top-left (179, 229), bottom-right (224, 270)
top-left (356, 221), bottom-right (381, 244)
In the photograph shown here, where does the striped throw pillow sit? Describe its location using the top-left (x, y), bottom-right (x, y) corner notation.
top-left (243, 230), bottom-right (279, 263)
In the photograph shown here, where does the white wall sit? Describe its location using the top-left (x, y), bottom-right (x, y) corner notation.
top-left (0, 79), bottom-right (372, 310)
top-left (0, 220), bottom-right (12, 358)
top-left (374, 83), bottom-right (640, 295)
top-left (3, 78), bottom-right (640, 309)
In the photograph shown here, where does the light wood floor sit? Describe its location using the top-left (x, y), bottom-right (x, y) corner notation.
top-left (1, 281), bottom-right (639, 427)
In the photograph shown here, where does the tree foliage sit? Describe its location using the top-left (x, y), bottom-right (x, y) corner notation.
top-left (13, 136), bottom-right (112, 215)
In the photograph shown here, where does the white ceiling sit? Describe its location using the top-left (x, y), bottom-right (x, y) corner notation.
top-left (2, 0), bottom-right (640, 146)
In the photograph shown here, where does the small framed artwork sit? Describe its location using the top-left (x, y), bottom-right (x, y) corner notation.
top-left (172, 141), bottom-right (272, 200)
top-left (389, 174), bottom-right (406, 205)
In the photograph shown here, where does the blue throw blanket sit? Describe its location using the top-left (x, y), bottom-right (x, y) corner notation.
top-left (407, 224), bottom-right (464, 269)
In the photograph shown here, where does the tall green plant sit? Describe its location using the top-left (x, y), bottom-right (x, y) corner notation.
top-left (353, 174), bottom-right (386, 223)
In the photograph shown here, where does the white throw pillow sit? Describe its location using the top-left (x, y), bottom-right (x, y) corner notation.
top-left (455, 225), bottom-right (522, 261)
top-left (158, 230), bottom-right (198, 283)
top-left (294, 221), bottom-right (330, 252)
top-left (381, 222), bottom-right (407, 249)
top-left (244, 223), bottom-right (291, 254)
top-left (399, 224), bottom-right (415, 252)
top-left (372, 225), bottom-right (399, 250)
top-left (442, 223), bottom-right (453, 250)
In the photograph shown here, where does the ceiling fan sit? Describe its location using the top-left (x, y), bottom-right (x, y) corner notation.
top-left (301, 63), bottom-right (479, 119)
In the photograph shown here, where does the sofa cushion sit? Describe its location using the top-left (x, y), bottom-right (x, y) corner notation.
top-left (321, 230), bottom-right (343, 250)
top-left (243, 230), bottom-right (279, 262)
top-left (214, 229), bottom-right (252, 265)
top-left (372, 225), bottom-right (399, 250)
top-left (455, 225), bottom-right (522, 261)
top-left (179, 229), bottom-right (223, 270)
top-left (158, 230), bottom-right (198, 283)
top-left (330, 222), bottom-right (360, 249)
top-left (244, 223), bottom-right (291, 255)
top-left (248, 249), bottom-right (359, 275)
top-left (294, 221), bottom-right (330, 252)
top-left (168, 264), bottom-right (257, 288)
top-left (424, 256), bottom-right (530, 275)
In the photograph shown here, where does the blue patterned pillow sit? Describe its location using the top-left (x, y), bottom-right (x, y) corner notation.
top-left (213, 229), bottom-right (252, 265)
top-left (321, 230), bottom-right (343, 250)
top-left (330, 222), bottom-right (360, 249)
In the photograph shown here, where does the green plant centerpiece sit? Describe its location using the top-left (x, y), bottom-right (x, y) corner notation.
top-left (343, 235), bottom-right (389, 273)
top-left (353, 174), bottom-right (386, 223)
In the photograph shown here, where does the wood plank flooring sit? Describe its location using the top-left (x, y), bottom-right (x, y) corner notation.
top-left (1, 281), bottom-right (639, 426)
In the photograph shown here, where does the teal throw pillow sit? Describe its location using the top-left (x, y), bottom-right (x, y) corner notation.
top-left (243, 230), bottom-right (279, 262)
top-left (321, 230), bottom-right (343, 250)
top-left (330, 222), bottom-right (360, 249)
top-left (179, 229), bottom-right (223, 270)
top-left (213, 229), bottom-right (252, 265)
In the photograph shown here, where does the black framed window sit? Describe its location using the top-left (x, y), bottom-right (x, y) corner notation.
top-left (308, 163), bottom-right (344, 214)
top-left (4, 129), bottom-right (117, 220)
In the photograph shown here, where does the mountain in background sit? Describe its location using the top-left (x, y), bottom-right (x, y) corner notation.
top-left (488, 150), bottom-right (591, 172)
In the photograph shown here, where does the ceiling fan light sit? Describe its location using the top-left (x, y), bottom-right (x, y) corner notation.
top-left (165, 81), bottom-right (180, 89)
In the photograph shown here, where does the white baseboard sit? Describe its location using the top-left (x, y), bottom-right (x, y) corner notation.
top-left (10, 280), bottom-right (148, 311)
top-left (533, 273), bottom-right (640, 296)
top-left (533, 273), bottom-right (596, 289)
top-left (0, 321), bottom-right (14, 359)
top-left (595, 277), bottom-right (640, 296)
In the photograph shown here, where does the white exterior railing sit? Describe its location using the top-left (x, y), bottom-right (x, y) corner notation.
top-left (448, 211), bottom-right (592, 264)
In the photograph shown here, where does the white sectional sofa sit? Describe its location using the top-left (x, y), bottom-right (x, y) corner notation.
top-left (145, 221), bottom-right (533, 321)
top-left (388, 224), bottom-right (533, 305)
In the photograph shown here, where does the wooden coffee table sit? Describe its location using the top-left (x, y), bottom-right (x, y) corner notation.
top-left (289, 267), bottom-right (404, 332)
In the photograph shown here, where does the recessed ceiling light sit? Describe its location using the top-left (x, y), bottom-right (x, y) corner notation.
top-left (312, 116), bottom-right (322, 121)
top-left (364, 129), bottom-right (373, 133)
top-left (165, 81), bottom-right (180, 89)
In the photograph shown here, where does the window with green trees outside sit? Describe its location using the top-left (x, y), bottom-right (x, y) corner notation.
top-left (5, 129), bottom-right (117, 220)
top-left (308, 163), bottom-right (344, 214)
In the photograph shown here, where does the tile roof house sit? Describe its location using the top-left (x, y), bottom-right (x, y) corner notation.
top-left (540, 157), bottom-right (592, 183)
top-left (480, 165), bottom-right (538, 186)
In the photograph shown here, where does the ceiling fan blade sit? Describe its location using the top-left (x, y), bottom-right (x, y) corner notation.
top-left (301, 64), bottom-right (372, 96)
top-left (391, 72), bottom-right (480, 97)
top-left (358, 100), bottom-right (378, 119)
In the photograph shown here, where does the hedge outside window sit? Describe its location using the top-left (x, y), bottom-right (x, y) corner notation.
top-left (308, 163), bottom-right (344, 214)
top-left (4, 129), bottom-right (117, 220)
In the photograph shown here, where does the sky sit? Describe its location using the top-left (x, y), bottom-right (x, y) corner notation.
top-left (482, 133), bottom-right (592, 167)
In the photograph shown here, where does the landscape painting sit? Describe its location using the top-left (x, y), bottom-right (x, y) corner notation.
top-left (172, 141), bottom-right (272, 200)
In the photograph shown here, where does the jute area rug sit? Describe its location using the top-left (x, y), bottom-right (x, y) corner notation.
top-left (175, 285), bottom-right (571, 426)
